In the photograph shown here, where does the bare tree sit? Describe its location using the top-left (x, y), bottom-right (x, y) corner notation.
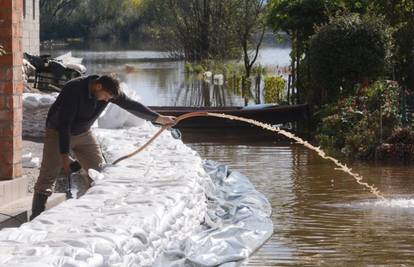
top-left (232, 0), bottom-right (266, 78)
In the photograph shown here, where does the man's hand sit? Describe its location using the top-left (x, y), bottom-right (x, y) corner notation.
top-left (155, 115), bottom-right (177, 127)
top-left (61, 154), bottom-right (71, 174)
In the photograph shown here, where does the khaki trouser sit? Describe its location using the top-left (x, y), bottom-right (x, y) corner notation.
top-left (34, 128), bottom-right (105, 194)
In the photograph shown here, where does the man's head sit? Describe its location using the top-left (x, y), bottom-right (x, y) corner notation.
top-left (93, 75), bottom-right (121, 101)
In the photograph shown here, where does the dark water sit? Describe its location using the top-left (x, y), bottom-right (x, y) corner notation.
top-left (43, 47), bottom-right (414, 266)
top-left (186, 134), bottom-right (414, 266)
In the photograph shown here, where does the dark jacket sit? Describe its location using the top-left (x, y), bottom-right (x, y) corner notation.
top-left (46, 75), bottom-right (160, 154)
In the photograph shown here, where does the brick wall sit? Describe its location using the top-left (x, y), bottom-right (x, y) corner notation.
top-left (0, 0), bottom-right (23, 180)
top-left (22, 0), bottom-right (39, 55)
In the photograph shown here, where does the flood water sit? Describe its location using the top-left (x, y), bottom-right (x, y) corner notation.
top-left (44, 46), bottom-right (414, 266)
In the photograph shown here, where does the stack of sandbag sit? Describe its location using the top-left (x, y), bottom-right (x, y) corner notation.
top-left (22, 93), bottom-right (57, 138)
top-left (97, 82), bottom-right (145, 129)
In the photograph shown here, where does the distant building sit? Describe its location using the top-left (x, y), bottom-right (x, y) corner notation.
top-left (22, 0), bottom-right (40, 55)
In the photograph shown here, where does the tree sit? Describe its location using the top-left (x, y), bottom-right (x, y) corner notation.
top-left (309, 13), bottom-right (390, 103)
top-left (147, 0), bottom-right (242, 60)
top-left (40, 0), bottom-right (145, 42)
top-left (232, 0), bottom-right (267, 79)
top-left (266, 0), bottom-right (373, 104)
top-left (40, 0), bottom-right (82, 40)
top-left (267, 0), bottom-right (342, 103)
top-left (371, 0), bottom-right (414, 92)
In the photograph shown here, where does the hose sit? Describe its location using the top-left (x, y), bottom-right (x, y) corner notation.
top-left (112, 111), bottom-right (208, 165)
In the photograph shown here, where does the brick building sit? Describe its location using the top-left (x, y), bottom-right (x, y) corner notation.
top-left (0, 0), bottom-right (48, 225)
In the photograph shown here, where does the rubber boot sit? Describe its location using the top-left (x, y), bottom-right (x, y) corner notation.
top-left (29, 193), bottom-right (49, 220)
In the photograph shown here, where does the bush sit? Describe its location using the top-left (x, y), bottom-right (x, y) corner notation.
top-left (309, 13), bottom-right (391, 104)
top-left (264, 76), bottom-right (286, 103)
top-left (184, 62), bottom-right (193, 73)
top-left (193, 64), bottom-right (205, 74)
top-left (316, 80), bottom-right (403, 159)
top-left (376, 128), bottom-right (414, 162)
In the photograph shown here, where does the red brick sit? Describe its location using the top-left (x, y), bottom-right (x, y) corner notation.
top-left (0, 138), bottom-right (12, 149)
top-left (0, 26), bottom-right (12, 39)
top-left (0, 54), bottom-right (13, 65)
top-left (0, 0), bottom-right (22, 180)
top-left (0, 69), bottom-right (14, 82)
top-left (0, 149), bottom-right (16, 164)
top-left (0, 123), bottom-right (13, 137)
top-left (0, 163), bottom-right (13, 180)
top-left (0, 81), bottom-right (13, 92)
top-left (0, 10), bottom-right (12, 24)
top-left (0, 110), bottom-right (12, 120)
top-left (0, 0), bottom-right (13, 9)
top-left (0, 95), bottom-right (5, 109)
top-left (0, 120), bottom-right (21, 137)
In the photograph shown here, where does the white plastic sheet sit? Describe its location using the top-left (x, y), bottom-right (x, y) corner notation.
top-left (5, 114), bottom-right (273, 266)
top-left (154, 160), bottom-right (273, 266)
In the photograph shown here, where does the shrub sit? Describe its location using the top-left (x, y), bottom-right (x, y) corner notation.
top-left (316, 80), bottom-right (403, 159)
top-left (193, 64), bottom-right (205, 74)
top-left (264, 76), bottom-right (286, 103)
top-left (309, 13), bottom-right (391, 103)
top-left (376, 128), bottom-right (414, 162)
top-left (184, 62), bottom-right (193, 73)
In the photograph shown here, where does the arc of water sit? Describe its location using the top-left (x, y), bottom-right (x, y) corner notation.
top-left (112, 112), bottom-right (385, 200)
top-left (208, 113), bottom-right (385, 200)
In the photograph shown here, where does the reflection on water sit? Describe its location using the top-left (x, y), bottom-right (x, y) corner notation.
top-left (43, 47), bottom-right (291, 106)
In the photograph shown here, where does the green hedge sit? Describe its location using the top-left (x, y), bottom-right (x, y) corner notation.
top-left (309, 13), bottom-right (390, 103)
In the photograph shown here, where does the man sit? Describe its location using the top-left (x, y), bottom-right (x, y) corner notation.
top-left (30, 74), bottom-right (176, 220)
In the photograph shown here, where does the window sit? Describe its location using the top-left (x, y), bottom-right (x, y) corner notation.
top-left (33, 0), bottom-right (35, 20)
top-left (23, 0), bottom-right (26, 19)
